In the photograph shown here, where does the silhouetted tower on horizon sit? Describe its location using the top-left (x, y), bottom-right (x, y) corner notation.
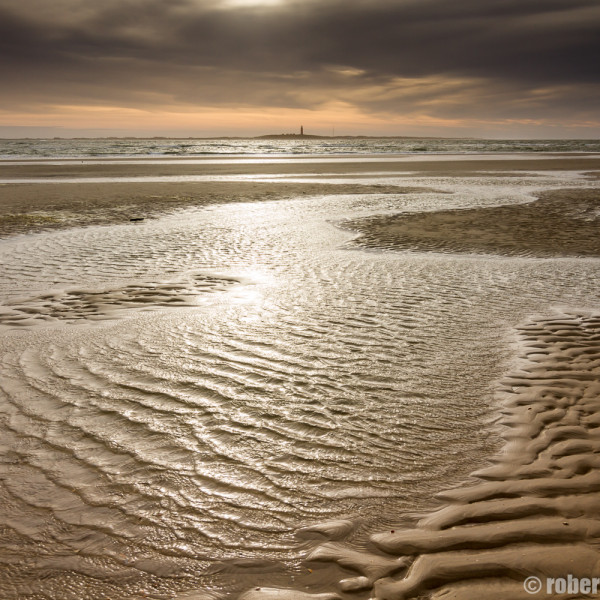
top-left (300, 125), bottom-right (304, 136)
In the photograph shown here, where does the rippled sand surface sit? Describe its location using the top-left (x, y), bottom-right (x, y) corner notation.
top-left (343, 188), bottom-right (600, 257)
top-left (0, 156), bottom-right (599, 599)
top-left (308, 313), bottom-right (600, 600)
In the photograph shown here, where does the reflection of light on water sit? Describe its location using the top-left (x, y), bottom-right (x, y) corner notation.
top-left (223, 0), bottom-right (283, 6)
top-left (223, 269), bottom-right (276, 324)
top-left (2, 164), bottom-right (600, 600)
top-left (231, 286), bottom-right (262, 304)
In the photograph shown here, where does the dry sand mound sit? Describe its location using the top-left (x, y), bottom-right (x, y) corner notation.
top-left (248, 312), bottom-right (600, 599)
top-left (343, 189), bottom-right (600, 257)
top-left (0, 273), bottom-right (237, 327)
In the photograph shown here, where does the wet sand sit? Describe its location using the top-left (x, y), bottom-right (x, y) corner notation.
top-left (300, 312), bottom-right (600, 600)
top-left (1, 154), bottom-right (600, 600)
top-left (344, 187), bottom-right (600, 257)
top-left (1, 154), bottom-right (599, 238)
top-left (0, 181), bottom-right (406, 237)
top-left (278, 159), bottom-right (600, 599)
top-left (235, 158), bottom-right (600, 598)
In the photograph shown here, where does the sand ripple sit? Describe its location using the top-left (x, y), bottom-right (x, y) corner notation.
top-left (343, 188), bottom-right (600, 257)
top-left (298, 313), bottom-right (600, 599)
top-left (0, 273), bottom-right (237, 326)
top-left (1, 171), bottom-right (599, 599)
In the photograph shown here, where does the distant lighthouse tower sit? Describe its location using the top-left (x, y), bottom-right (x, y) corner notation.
top-left (300, 125), bottom-right (304, 136)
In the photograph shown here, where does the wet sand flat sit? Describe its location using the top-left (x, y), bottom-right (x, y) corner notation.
top-left (344, 187), bottom-right (600, 257)
top-left (1, 154), bottom-right (600, 600)
top-left (0, 181), bottom-right (407, 237)
top-left (1, 154), bottom-right (599, 237)
top-left (302, 313), bottom-right (600, 600)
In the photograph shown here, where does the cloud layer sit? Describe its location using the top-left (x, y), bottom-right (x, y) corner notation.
top-left (1, 0), bottom-right (599, 136)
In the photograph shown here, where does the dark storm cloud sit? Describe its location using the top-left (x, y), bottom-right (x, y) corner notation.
top-left (0, 0), bottom-right (599, 120)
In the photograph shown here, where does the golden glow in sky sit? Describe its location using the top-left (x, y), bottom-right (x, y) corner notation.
top-left (222, 0), bottom-right (284, 6)
top-left (0, 0), bottom-right (599, 138)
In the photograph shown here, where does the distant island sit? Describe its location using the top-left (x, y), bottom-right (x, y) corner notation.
top-left (257, 133), bottom-right (327, 140)
top-left (255, 134), bottom-right (453, 140)
top-left (258, 126), bottom-right (326, 140)
top-left (255, 126), bottom-right (449, 140)
top-left (2, 127), bottom-right (471, 141)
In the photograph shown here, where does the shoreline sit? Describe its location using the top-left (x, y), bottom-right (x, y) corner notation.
top-left (2, 154), bottom-right (600, 177)
top-left (1, 154), bottom-right (599, 239)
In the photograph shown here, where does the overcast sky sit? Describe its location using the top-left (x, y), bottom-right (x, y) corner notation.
top-left (1, 0), bottom-right (599, 137)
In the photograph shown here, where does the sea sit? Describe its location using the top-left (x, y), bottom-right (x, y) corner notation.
top-left (1, 137), bottom-right (600, 158)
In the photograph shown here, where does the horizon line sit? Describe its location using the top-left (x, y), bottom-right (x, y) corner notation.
top-left (0, 134), bottom-right (599, 141)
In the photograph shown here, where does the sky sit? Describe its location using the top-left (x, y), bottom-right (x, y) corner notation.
top-left (0, 0), bottom-right (599, 138)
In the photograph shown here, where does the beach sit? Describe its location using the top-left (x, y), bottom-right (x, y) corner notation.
top-left (1, 154), bottom-right (599, 236)
top-left (0, 152), bottom-right (599, 600)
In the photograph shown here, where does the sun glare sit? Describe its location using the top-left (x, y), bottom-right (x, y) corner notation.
top-left (222, 0), bottom-right (284, 6)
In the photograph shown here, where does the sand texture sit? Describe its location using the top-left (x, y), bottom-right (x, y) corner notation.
top-left (283, 313), bottom-right (600, 599)
top-left (1, 155), bottom-right (599, 238)
top-left (0, 273), bottom-right (238, 327)
top-left (344, 188), bottom-right (600, 257)
top-left (1, 154), bottom-right (600, 600)
top-left (0, 181), bottom-right (407, 238)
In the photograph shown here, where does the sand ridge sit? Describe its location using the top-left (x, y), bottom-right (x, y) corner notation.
top-left (0, 273), bottom-right (238, 328)
top-left (343, 188), bottom-right (600, 257)
top-left (276, 313), bottom-right (600, 599)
